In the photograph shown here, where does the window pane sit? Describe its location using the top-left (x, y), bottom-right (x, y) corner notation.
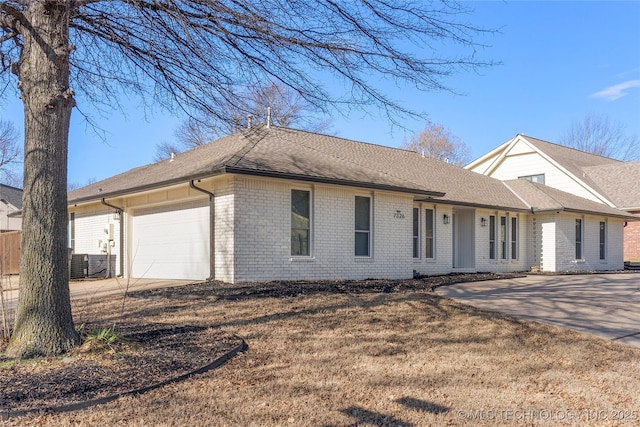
top-left (425, 209), bottom-right (434, 258)
top-left (600, 221), bottom-right (606, 260)
top-left (575, 219), bottom-right (583, 259)
top-left (291, 229), bottom-right (309, 256)
top-left (500, 216), bottom-right (507, 259)
top-left (511, 217), bottom-right (517, 260)
top-left (355, 231), bottom-right (370, 256)
top-left (291, 190), bottom-right (310, 256)
top-left (489, 215), bottom-right (496, 259)
top-left (413, 208), bottom-right (419, 258)
top-left (355, 196), bottom-right (370, 231)
top-left (291, 190), bottom-right (310, 229)
top-left (519, 174), bottom-right (545, 184)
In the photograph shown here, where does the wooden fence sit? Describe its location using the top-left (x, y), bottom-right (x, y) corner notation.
top-left (0, 231), bottom-right (20, 275)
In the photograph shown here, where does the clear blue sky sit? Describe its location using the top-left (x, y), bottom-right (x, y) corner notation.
top-left (1, 1), bottom-right (639, 186)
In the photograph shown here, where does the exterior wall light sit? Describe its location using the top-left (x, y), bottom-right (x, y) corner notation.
top-left (443, 214), bottom-right (450, 224)
top-left (481, 217), bottom-right (487, 227)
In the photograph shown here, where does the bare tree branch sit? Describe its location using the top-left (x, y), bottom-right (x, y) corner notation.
top-left (401, 122), bottom-right (471, 166)
top-left (0, 0), bottom-right (496, 358)
top-left (559, 112), bottom-right (640, 161)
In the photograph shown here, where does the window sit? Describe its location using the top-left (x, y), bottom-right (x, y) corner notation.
top-left (599, 221), bottom-right (606, 260)
top-left (519, 174), bottom-right (545, 184)
top-left (489, 215), bottom-right (496, 259)
top-left (425, 208), bottom-right (434, 258)
top-left (68, 212), bottom-right (75, 250)
top-left (500, 216), bottom-right (507, 259)
top-left (511, 217), bottom-right (518, 260)
top-left (291, 189), bottom-right (311, 256)
top-left (575, 218), bottom-right (583, 259)
top-left (355, 196), bottom-right (371, 256)
top-left (412, 207), bottom-right (420, 258)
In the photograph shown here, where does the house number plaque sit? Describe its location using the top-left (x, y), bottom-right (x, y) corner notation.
top-left (393, 210), bottom-right (405, 219)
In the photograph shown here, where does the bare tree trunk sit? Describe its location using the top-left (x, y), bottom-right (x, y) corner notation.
top-left (6, 1), bottom-right (79, 358)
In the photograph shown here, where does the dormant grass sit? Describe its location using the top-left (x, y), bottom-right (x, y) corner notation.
top-left (8, 284), bottom-right (640, 426)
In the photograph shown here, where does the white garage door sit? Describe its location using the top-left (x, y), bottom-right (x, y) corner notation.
top-left (132, 200), bottom-right (210, 280)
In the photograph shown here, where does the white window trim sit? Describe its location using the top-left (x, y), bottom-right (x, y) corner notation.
top-left (424, 206), bottom-right (436, 260)
top-left (489, 214), bottom-right (497, 260)
top-left (575, 217), bottom-right (585, 261)
top-left (599, 219), bottom-right (607, 262)
top-left (499, 215), bottom-right (508, 260)
top-left (290, 187), bottom-right (313, 258)
top-left (354, 194), bottom-right (373, 258)
top-left (510, 215), bottom-right (518, 261)
top-left (412, 206), bottom-right (421, 259)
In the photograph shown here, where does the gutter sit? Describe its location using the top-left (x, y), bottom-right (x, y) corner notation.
top-left (101, 198), bottom-right (124, 278)
top-left (223, 166), bottom-right (446, 198)
top-left (69, 166), bottom-right (446, 205)
top-left (189, 180), bottom-right (216, 280)
top-left (417, 198), bottom-right (532, 213)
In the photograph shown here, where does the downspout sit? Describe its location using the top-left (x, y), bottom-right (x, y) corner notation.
top-left (101, 198), bottom-right (124, 278)
top-left (190, 180), bottom-right (216, 280)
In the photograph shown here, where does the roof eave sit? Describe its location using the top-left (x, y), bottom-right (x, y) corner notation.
top-left (531, 207), bottom-right (638, 221)
top-left (68, 168), bottom-right (228, 205)
top-left (69, 165), bottom-right (447, 206)
top-left (418, 198), bottom-right (531, 213)
top-left (225, 166), bottom-right (446, 197)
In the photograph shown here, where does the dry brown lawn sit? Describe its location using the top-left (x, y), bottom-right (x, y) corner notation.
top-left (3, 278), bottom-right (640, 426)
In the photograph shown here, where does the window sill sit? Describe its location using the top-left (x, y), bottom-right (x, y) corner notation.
top-left (573, 259), bottom-right (586, 264)
top-left (413, 258), bottom-right (437, 264)
top-left (290, 257), bottom-right (316, 262)
top-left (355, 257), bottom-right (374, 262)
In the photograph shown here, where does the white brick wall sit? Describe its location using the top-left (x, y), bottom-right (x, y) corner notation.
top-left (70, 174), bottom-right (627, 283)
top-left (232, 177), bottom-right (425, 282)
top-left (231, 177), bottom-right (534, 282)
top-left (474, 209), bottom-right (529, 273)
top-left (536, 212), bottom-right (624, 272)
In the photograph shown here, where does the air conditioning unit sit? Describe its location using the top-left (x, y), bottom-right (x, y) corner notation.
top-left (70, 254), bottom-right (89, 279)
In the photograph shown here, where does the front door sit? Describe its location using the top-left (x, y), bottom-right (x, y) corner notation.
top-left (453, 208), bottom-right (475, 269)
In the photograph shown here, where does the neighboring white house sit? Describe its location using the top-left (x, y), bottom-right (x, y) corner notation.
top-left (0, 184), bottom-right (22, 231)
top-left (67, 126), bottom-right (635, 282)
top-left (466, 134), bottom-right (640, 262)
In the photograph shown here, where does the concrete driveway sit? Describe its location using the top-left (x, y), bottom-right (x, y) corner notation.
top-left (435, 273), bottom-right (640, 348)
top-left (2, 277), bottom-right (193, 312)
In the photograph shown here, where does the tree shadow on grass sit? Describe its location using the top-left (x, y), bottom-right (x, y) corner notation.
top-left (337, 406), bottom-right (414, 427)
top-left (396, 396), bottom-right (449, 414)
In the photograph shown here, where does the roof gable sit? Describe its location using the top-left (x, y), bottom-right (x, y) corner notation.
top-left (504, 179), bottom-right (636, 220)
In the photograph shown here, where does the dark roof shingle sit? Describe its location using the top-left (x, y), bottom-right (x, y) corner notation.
top-left (68, 126), bottom-right (632, 219)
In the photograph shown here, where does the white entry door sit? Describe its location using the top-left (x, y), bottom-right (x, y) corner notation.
top-left (131, 200), bottom-right (210, 280)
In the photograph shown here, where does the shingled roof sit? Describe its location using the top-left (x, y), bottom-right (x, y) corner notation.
top-left (582, 161), bottom-right (640, 210)
top-left (517, 135), bottom-right (621, 198)
top-left (68, 126), bottom-right (633, 219)
top-left (0, 184), bottom-right (23, 209)
top-left (503, 179), bottom-right (636, 220)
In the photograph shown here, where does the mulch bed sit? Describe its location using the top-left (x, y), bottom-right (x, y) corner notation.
top-left (0, 325), bottom-right (242, 417)
top-left (0, 272), bottom-right (522, 417)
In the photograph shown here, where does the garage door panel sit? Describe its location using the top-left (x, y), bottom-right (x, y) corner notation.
top-left (132, 201), bottom-right (210, 280)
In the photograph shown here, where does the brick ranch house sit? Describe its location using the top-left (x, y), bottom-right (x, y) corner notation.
top-left (466, 134), bottom-right (640, 263)
top-left (67, 126), bottom-right (635, 282)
